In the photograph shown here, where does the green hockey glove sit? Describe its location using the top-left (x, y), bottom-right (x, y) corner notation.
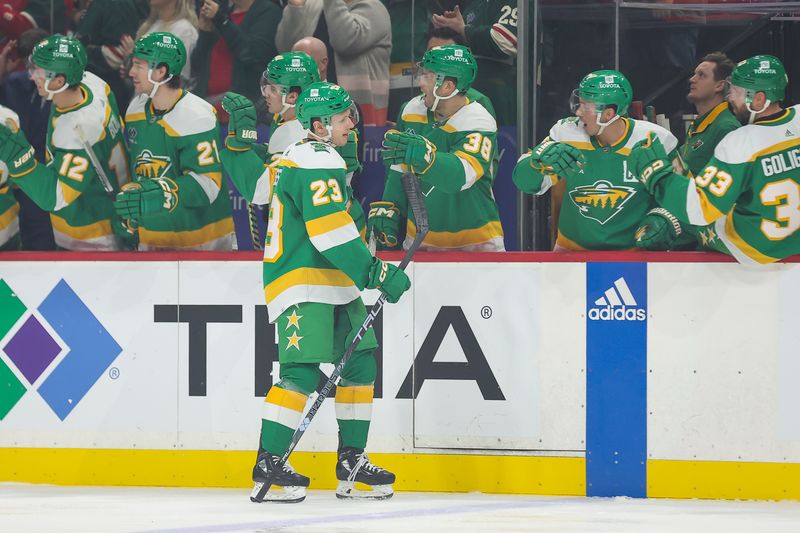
top-left (0, 124), bottom-right (36, 177)
top-left (366, 257), bottom-right (411, 304)
top-left (381, 129), bottom-right (437, 174)
top-left (112, 216), bottom-right (139, 250)
top-left (529, 138), bottom-right (585, 178)
top-left (222, 92), bottom-right (257, 151)
top-left (630, 132), bottom-right (672, 193)
top-left (634, 207), bottom-right (683, 250)
top-left (336, 130), bottom-right (362, 174)
top-left (366, 201), bottom-right (401, 250)
top-left (114, 178), bottom-right (178, 219)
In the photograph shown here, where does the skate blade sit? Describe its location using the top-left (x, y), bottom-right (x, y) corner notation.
top-left (335, 481), bottom-right (394, 500)
top-left (250, 482), bottom-right (306, 503)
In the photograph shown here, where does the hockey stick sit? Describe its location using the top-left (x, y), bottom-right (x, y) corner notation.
top-left (74, 124), bottom-right (137, 237)
top-left (252, 172), bottom-right (428, 503)
top-left (246, 203), bottom-right (263, 250)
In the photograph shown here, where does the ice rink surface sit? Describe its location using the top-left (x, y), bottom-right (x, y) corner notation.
top-left (2, 484), bottom-right (800, 533)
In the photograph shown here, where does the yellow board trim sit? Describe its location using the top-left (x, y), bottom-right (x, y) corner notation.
top-left (305, 210), bottom-right (353, 238)
top-left (648, 459), bottom-right (800, 500)
top-left (407, 220), bottom-right (503, 248)
top-left (0, 448), bottom-right (584, 495)
top-left (265, 267), bottom-right (355, 303)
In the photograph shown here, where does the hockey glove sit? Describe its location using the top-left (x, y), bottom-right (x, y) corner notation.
top-left (630, 132), bottom-right (673, 193)
top-left (222, 92), bottom-right (258, 151)
top-left (366, 257), bottom-right (411, 304)
top-left (529, 138), bottom-right (585, 179)
top-left (634, 207), bottom-right (683, 251)
top-left (381, 130), bottom-right (437, 175)
top-left (114, 178), bottom-right (178, 219)
top-left (112, 216), bottom-right (139, 250)
top-left (366, 201), bottom-right (401, 250)
top-left (0, 124), bottom-right (36, 177)
top-left (336, 130), bottom-right (362, 174)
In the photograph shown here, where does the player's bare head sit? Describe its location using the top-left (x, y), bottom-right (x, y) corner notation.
top-left (426, 27), bottom-right (466, 50)
top-left (292, 37), bottom-right (328, 80)
top-left (688, 52), bottom-right (734, 104)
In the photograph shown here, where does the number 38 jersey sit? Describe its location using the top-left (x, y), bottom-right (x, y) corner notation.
top-left (262, 140), bottom-right (374, 321)
top-left (382, 95), bottom-right (504, 251)
top-left (125, 90), bottom-right (234, 250)
top-left (11, 72), bottom-right (129, 250)
top-left (654, 105), bottom-right (800, 264)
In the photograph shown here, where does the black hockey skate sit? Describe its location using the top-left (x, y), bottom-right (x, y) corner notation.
top-left (250, 451), bottom-right (310, 503)
top-left (335, 447), bottom-right (395, 500)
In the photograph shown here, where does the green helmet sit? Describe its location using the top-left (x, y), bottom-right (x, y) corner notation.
top-left (133, 32), bottom-right (186, 78)
top-left (419, 44), bottom-right (477, 92)
top-left (296, 82), bottom-right (355, 130)
top-left (573, 70), bottom-right (633, 116)
top-left (730, 55), bottom-right (788, 102)
top-left (264, 52), bottom-right (319, 92)
top-left (30, 34), bottom-right (87, 86)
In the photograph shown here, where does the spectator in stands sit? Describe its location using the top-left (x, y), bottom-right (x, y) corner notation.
top-left (431, 0), bottom-right (518, 126)
top-left (381, 0), bottom-right (429, 122)
top-left (118, 0), bottom-right (199, 82)
top-left (292, 36), bottom-right (329, 82)
top-left (0, 28), bottom-right (55, 250)
top-left (275, 0), bottom-right (391, 126)
top-left (191, 0), bottom-right (281, 114)
top-left (0, 0), bottom-right (66, 39)
top-left (73, 0), bottom-right (143, 112)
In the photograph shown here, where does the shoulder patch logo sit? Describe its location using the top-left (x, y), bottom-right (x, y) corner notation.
top-left (134, 149), bottom-right (171, 179)
top-left (569, 180), bottom-right (636, 225)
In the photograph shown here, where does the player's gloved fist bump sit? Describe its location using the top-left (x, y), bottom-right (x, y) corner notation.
top-left (382, 130), bottom-right (437, 174)
top-left (0, 124), bottom-right (35, 176)
top-left (366, 257), bottom-right (411, 304)
top-left (630, 132), bottom-right (671, 192)
top-left (222, 92), bottom-right (257, 150)
top-left (114, 178), bottom-right (178, 219)
top-left (336, 131), bottom-right (362, 174)
top-left (366, 201), bottom-right (400, 250)
top-left (530, 139), bottom-right (584, 178)
top-left (634, 207), bottom-right (682, 251)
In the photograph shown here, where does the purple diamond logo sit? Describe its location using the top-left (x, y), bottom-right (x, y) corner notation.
top-left (3, 315), bottom-right (62, 385)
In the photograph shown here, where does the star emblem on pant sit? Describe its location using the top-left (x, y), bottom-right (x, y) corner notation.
top-left (286, 331), bottom-right (303, 350)
top-left (286, 309), bottom-right (302, 330)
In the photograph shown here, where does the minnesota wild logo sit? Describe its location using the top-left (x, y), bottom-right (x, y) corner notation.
top-left (134, 150), bottom-right (171, 179)
top-left (569, 180), bottom-right (636, 225)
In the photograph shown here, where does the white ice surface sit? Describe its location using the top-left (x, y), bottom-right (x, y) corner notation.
top-left (1, 484), bottom-right (799, 533)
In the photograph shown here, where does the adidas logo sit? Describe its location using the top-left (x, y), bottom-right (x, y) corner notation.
top-left (588, 277), bottom-right (646, 321)
top-left (786, 129), bottom-right (794, 137)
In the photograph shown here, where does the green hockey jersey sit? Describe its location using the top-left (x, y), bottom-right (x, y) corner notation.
top-left (675, 101), bottom-right (740, 178)
top-left (126, 91), bottom-right (234, 250)
top-left (383, 94), bottom-right (504, 251)
top-left (262, 139), bottom-right (373, 321)
top-left (11, 72), bottom-right (129, 250)
top-left (0, 105), bottom-right (21, 250)
top-left (222, 119), bottom-right (366, 237)
top-left (650, 105), bottom-right (800, 264)
top-left (514, 117), bottom-right (678, 250)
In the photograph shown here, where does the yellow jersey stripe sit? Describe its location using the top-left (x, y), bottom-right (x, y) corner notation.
top-left (407, 219), bottom-right (503, 248)
top-left (139, 217), bottom-right (234, 248)
top-left (305, 210), bottom-right (353, 238)
top-left (265, 267), bottom-right (355, 304)
top-left (0, 203), bottom-right (20, 229)
top-left (697, 189), bottom-right (725, 223)
top-left (50, 214), bottom-right (112, 240)
top-left (748, 138), bottom-right (800, 162)
top-left (723, 213), bottom-right (778, 264)
top-left (454, 150), bottom-right (485, 179)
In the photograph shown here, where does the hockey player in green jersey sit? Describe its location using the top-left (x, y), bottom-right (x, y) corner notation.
top-left (512, 70), bottom-right (681, 251)
top-left (372, 44), bottom-right (505, 252)
top-left (630, 55), bottom-right (800, 264)
top-left (0, 105), bottom-right (22, 250)
top-left (252, 82), bottom-right (410, 503)
top-left (222, 52), bottom-right (367, 236)
top-left (114, 32), bottom-right (235, 251)
top-left (676, 52), bottom-right (740, 178)
top-left (0, 35), bottom-right (131, 251)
